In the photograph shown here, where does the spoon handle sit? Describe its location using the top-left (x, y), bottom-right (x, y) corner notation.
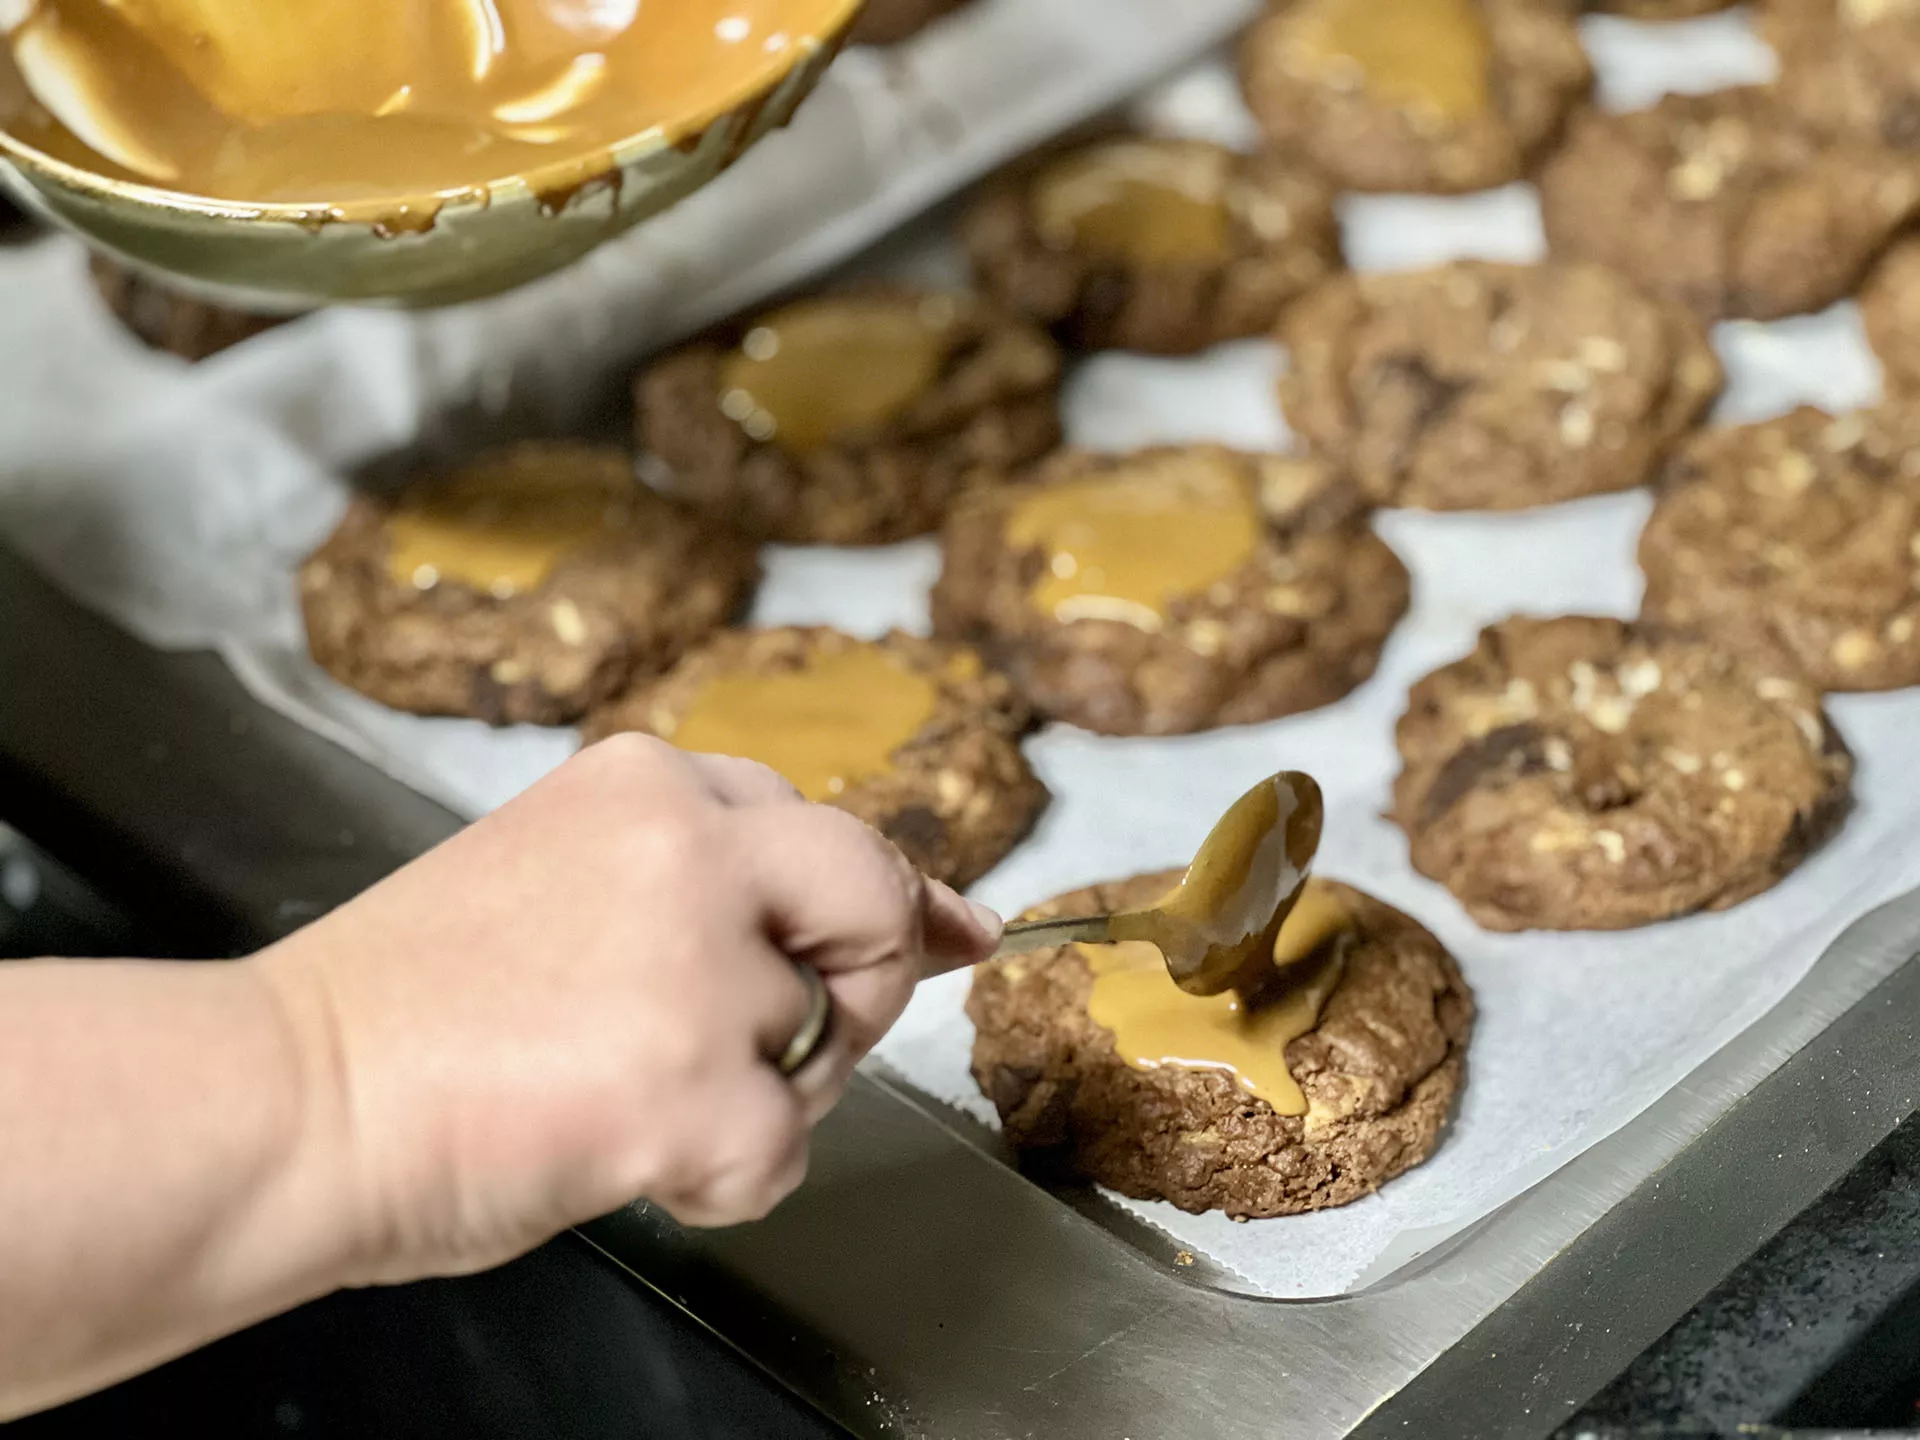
top-left (991, 913), bottom-right (1114, 959)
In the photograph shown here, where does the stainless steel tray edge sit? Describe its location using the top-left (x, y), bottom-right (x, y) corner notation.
top-left (584, 885), bottom-right (1920, 1440)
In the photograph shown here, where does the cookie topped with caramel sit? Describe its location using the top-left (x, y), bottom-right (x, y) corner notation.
top-left (582, 627), bottom-right (1047, 888)
top-left (963, 136), bottom-right (1340, 355)
top-left (932, 446), bottom-right (1409, 735)
top-left (1237, 0), bottom-right (1591, 194)
top-left (300, 442), bottom-right (758, 726)
top-left (635, 287), bottom-right (1062, 545)
top-left (969, 873), bottom-right (1474, 1219)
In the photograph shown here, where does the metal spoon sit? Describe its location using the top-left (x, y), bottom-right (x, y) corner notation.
top-left (993, 771), bottom-right (1324, 998)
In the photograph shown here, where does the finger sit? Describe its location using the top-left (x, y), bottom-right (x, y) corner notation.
top-left (746, 945), bottom-right (827, 1071)
top-left (922, 879), bottom-right (1002, 976)
top-left (738, 805), bottom-right (924, 977)
top-left (786, 1029), bottom-right (858, 1127)
top-left (683, 752), bottom-right (806, 809)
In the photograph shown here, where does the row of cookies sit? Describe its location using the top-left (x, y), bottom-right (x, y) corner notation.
top-left (291, 3), bottom-right (1902, 1224)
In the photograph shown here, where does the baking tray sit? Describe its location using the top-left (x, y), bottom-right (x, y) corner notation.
top-left (3, 0), bottom-right (1920, 1436)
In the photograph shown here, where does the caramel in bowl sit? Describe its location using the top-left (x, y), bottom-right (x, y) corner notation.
top-left (0, 0), bottom-right (865, 308)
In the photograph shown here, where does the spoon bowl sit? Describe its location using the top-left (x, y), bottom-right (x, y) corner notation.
top-left (0, 0), bottom-right (863, 311)
top-left (994, 772), bottom-right (1325, 998)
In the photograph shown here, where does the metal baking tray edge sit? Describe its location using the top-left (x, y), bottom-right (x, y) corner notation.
top-left (584, 874), bottom-right (1920, 1440)
top-left (6, 548), bottom-right (1918, 1440)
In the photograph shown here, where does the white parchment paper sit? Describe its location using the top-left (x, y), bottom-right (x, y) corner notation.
top-left (5, 6), bottom-right (1919, 1298)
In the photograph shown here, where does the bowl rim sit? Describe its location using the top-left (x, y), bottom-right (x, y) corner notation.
top-left (0, 0), bottom-right (865, 223)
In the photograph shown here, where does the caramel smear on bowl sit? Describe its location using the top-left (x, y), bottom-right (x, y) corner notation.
top-left (0, 0), bottom-right (850, 205)
top-left (669, 642), bottom-right (937, 802)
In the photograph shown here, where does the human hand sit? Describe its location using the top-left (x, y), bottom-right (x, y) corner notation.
top-left (257, 733), bottom-right (1002, 1287)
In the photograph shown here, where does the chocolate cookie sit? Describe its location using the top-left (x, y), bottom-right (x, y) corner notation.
top-left (1861, 236), bottom-right (1920, 394)
top-left (582, 627), bottom-right (1044, 888)
top-left (635, 288), bottom-right (1062, 545)
top-left (931, 446), bottom-right (1409, 735)
top-left (90, 254), bottom-right (288, 361)
top-left (1590, 0), bottom-right (1737, 15)
top-left (1538, 87), bottom-right (1920, 322)
top-left (968, 874), bottom-right (1473, 1219)
top-left (1393, 616), bottom-right (1852, 932)
top-left (1763, 0), bottom-right (1920, 155)
top-left (1278, 261), bottom-right (1722, 511)
top-left (1237, 0), bottom-right (1591, 194)
top-left (847, 0), bottom-right (968, 44)
top-left (300, 443), bottom-right (758, 726)
top-left (961, 136), bottom-right (1340, 355)
top-left (1640, 405), bottom-right (1920, 691)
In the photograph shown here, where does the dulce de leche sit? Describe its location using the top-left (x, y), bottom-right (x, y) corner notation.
top-left (0, 0), bottom-right (850, 207)
top-left (665, 642), bottom-right (941, 802)
top-left (1005, 450), bottom-right (1262, 633)
top-left (1086, 881), bottom-right (1351, 1116)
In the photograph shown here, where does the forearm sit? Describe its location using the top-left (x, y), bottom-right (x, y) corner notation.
top-left (0, 956), bottom-right (361, 1420)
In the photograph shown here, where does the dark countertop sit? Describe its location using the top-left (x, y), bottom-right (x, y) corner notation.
top-left (1562, 1115), bottom-right (1920, 1437)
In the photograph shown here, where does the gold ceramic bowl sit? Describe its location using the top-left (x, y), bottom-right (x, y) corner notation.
top-left (0, 1), bottom-right (863, 311)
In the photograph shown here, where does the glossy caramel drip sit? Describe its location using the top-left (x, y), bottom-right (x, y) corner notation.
top-left (1288, 0), bottom-right (1493, 123)
top-left (383, 447), bottom-right (634, 597)
top-left (1086, 882), bottom-right (1352, 1116)
top-left (1005, 451), bottom-right (1261, 631)
top-left (716, 295), bottom-right (955, 454)
top-left (1030, 141), bottom-right (1233, 266)
top-left (1111, 771), bottom-right (1324, 997)
top-left (0, 0), bottom-right (848, 204)
top-left (666, 644), bottom-right (937, 802)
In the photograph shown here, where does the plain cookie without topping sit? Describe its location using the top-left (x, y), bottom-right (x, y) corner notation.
top-left (1277, 261), bottom-right (1721, 511)
top-left (634, 287), bottom-right (1061, 546)
top-left (961, 136), bottom-right (1341, 355)
top-left (1861, 237), bottom-right (1920, 394)
top-left (581, 627), bottom-right (1046, 889)
top-left (930, 447), bottom-right (1410, 736)
top-left (1591, 0), bottom-right (1737, 15)
top-left (968, 873), bottom-right (1474, 1220)
top-left (1763, 0), bottom-right (1920, 154)
top-left (1640, 405), bottom-right (1920, 691)
top-left (1393, 616), bottom-right (1853, 932)
top-left (1538, 86), bottom-right (1920, 321)
top-left (1237, 0), bottom-right (1591, 194)
top-left (300, 443), bottom-right (758, 726)
top-left (90, 254), bottom-right (288, 361)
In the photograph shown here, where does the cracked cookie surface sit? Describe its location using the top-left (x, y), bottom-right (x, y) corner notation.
top-left (300, 443), bottom-right (758, 726)
top-left (1238, 0), bottom-right (1591, 193)
top-left (931, 446), bottom-right (1409, 735)
top-left (1539, 86), bottom-right (1920, 321)
top-left (634, 287), bottom-right (1062, 545)
top-left (1640, 405), bottom-right (1920, 692)
top-left (1278, 261), bottom-right (1721, 511)
top-left (1763, 0), bottom-right (1920, 157)
top-left (581, 627), bottom-right (1046, 889)
top-left (962, 136), bottom-right (1340, 355)
top-left (968, 873), bottom-right (1473, 1219)
top-left (1393, 616), bottom-right (1853, 932)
